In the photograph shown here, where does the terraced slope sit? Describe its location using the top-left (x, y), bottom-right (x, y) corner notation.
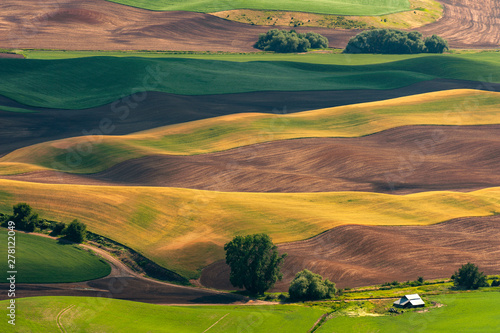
top-left (201, 215), bottom-right (500, 290)
top-left (1, 179), bottom-right (500, 278)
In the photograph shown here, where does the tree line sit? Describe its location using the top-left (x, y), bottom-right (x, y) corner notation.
top-left (224, 233), bottom-right (495, 299)
top-left (344, 29), bottom-right (448, 54)
top-left (254, 28), bottom-right (448, 54)
top-left (1, 203), bottom-right (87, 243)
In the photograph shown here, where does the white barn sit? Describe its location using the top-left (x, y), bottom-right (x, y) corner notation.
top-left (393, 294), bottom-right (425, 308)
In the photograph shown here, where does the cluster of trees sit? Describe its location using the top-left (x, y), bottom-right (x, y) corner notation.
top-left (1, 203), bottom-right (87, 243)
top-left (224, 233), bottom-right (495, 301)
top-left (255, 29), bottom-right (328, 53)
top-left (224, 233), bottom-right (334, 300)
top-left (344, 29), bottom-right (448, 54)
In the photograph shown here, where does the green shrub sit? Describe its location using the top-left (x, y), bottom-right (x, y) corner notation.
top-left (491, 280), bottom-right (500, 287)
top-left (424, 34), bottom-right (449, 53)
top-left (255, 29), bottom-right (328, 53)
top-left (64, 219), bottom-right (87, 243)
top-left (289, 269), bottom-right (336, 301)
top-left (453, 263), bottom-right (489, 290)
top-left (344, 29), bottom-right (448, 54)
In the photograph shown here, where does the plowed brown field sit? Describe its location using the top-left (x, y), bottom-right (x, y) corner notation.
top-left (6, 125), bottom-right (500, 194)
top-left (200, 215), bottom-right (500, 290)
top-left (419, 0), bottom-right (500, 48)
top-left (0, 0), bottom-right (498, 51)
top-left (2, 79), bottom-right (495, 156)
top-left (0, 0), bottom-right (356, 51)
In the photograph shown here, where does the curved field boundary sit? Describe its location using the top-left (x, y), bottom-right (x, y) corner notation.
top-left (4, 124), bottom-right (500, 194)
top-left (1, 79), bottom-right (498, 157)
top-left (200, 215), bottom-right (500, 290)
top-left (419, 0), bottom-right (500, 48)
top-left (2, 56), bottom-right (500, 109)
top-left (0, 0), bottom-right (497, 51)
top-left (1, 179), bottom-right (500, 278)
top-left (3, 89), bottom-right (499, 174)
top-left (104, 0), bottom-right (410, 16)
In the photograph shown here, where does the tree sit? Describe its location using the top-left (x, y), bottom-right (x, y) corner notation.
top-left (224, 233), bottom-right (287, 294)
top-left (452, 263), bottom-right (489, 290)
top-left (344, 29), bottom-right (446, 54)
top-left (64, 219), bottom-right (87, 243)
top-left (254, 29), bottom-right (328, 53)
top-left (289, 269), bottom-right (336, 300)
top-left (11, 203), bottom-right (39, 232)
top-left (424, 34), bottom-right (449, 53)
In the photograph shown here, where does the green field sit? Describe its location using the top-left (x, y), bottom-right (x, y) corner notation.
top-left (318, 292), bottom-right (500, 332)
top-left (2, 89), bottom-right (499, 174)
top-left (1, 180), bottom-right (500, 278)
top-left (0, 230), bottom-right (111, 283)
top-left (0, 296), bottom-right (325, 332)
top-left (2, 292), bottom-right (499, 332)
top-left (105, 0), bottom-right (410, 15)
top-left (1, 55), bottom-right (500, 109)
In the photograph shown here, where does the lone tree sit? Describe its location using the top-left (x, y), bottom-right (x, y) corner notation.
top-left (11, 203), bottom-right (39, 232)
top-left (289, 269), bottom-right (336, 301)
top-left (64, 219), bottom-right (87, 243)
top-left (224, 233), bottom-right (287, 294)
top-left (452, 263), bottom-right (489, 290)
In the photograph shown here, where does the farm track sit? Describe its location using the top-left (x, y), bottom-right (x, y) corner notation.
top-left (5, 125), bottom-right (500, 194)
top-left (0, 0), bottom-right (498, 51)
top-left (0, 232), bottom-right (249, 305)
top-left (200, 215), bottom-right (500, 291)
top-left (1, 78), bottom-right (499, 156)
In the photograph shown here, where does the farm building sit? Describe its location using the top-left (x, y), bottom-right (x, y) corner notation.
top-left (393, 294), bottom-right (425, 308)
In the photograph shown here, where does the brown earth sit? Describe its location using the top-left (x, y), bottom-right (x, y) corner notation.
top-left (200, 215), bottom-right (500, 291)
top-left (0, 232), bottom-right (248, 305)
top-left (1, 79), bottom-right (499, 157)
top-left (0, 52), bottom-right (23, 58)
top-left (5, 125), bottom-right (500, 194)
top-left (0, 0), bottom-right (498, 51)
top-left (0, 0), bottom-right (356, 51)
top-left (419, 0), bottom-right (500, 49)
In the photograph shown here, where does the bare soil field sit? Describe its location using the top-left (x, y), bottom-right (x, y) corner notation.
top-left (1, 79), bottom-right (498, 156)
top-left (419, 0), bottom-right (500, 48)
top-left (6, 125), bottom-right (500, 194)
top-left (200, 215), bottom-right (500, 290)
top-left (0, 0), bottom-right (498, 51)
top-left (0, 53), bottom-right (23, 58)
top-left (0, 0), bottom-right (356, 51)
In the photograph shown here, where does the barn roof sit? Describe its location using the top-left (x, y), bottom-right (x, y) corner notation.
top-left (393, 294), bottom-right (425, 307)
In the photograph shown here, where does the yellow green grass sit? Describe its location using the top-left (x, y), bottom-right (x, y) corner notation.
top-left (0, 296), bottom-right (325, 333)
top-left (0, 231), bottom-right (111, 283)
top-left (1, 179), bottom-right (500, 278)
top-left (2, 89), bottom-right (500, 175)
